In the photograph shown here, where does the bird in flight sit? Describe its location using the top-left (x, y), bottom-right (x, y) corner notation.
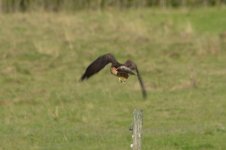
top-left (80, 53), bottom-right (147, 99)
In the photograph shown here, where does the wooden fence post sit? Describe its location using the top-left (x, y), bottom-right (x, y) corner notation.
top-left (131, 109), bottom-right (143, 150)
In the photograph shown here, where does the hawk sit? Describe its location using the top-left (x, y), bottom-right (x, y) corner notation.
top-left (80, 53), bottom-right (147, 99)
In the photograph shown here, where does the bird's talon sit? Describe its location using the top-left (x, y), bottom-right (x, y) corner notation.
top-left (119, 77), bottom-right (126, 83)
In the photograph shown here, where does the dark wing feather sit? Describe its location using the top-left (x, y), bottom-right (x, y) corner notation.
top-left (124, 60), bottom-right (147, 99)
top-left (81, 53), bottom-right (119, 81)
top-left (135, 67), bottom-right (147, 99)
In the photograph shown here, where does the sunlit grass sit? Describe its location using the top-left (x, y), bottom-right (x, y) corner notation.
top-left (1, 8), bottom-right (226, 149)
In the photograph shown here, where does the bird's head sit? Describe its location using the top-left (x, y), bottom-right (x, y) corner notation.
top-left (111, 67), bottom-right (118, 75)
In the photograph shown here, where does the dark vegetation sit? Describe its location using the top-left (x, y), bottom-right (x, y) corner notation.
top-left (1, 0), bottom-right (226, 12)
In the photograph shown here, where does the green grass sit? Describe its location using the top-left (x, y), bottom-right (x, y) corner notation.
top-left (1, 7), bottom-right (226, 150)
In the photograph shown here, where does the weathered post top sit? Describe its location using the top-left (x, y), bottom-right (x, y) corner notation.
top-left (131, 109), bottom-right (143, 150)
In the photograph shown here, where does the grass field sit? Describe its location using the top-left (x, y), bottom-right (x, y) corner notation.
top-left (1, 7), bottom-right (226, 150)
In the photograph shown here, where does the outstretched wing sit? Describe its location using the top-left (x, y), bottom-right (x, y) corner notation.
top-left (81, 53), bottom-right (119, 81)
top-left (124, 60), bottom-right (147, 99)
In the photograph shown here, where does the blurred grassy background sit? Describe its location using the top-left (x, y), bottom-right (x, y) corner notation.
top-left (1, 6), bottom-right (226, 150)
